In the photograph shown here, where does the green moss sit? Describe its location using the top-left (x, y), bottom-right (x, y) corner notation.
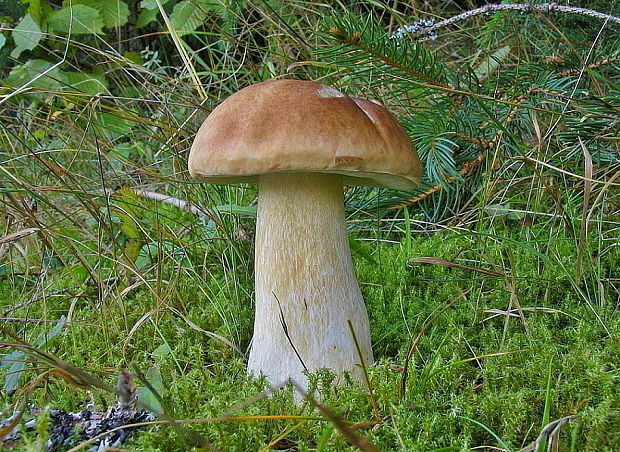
top-left (1, 226), bottom-right (618, 451)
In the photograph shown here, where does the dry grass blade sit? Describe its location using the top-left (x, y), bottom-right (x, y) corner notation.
top-left (518, 415), bottom-right (574, 452)
top-left (585, 170), bottom-right (620, 225)
top-left (218, 385), bottom-right (285, 418)
top-left (483, 306), bottom-right (576, 322)
top-left (503, 278), bottom-right (530, 338)
top-left (409, 257), bottom-right (505, 277)
top-left (0, 326), bottom-right (116, 394)
top-left (124, 307), bottom-right (243, 356)
top-left (125, 308), bottom-right (166, 346)
top-left (99, 188), bottom-right (218, 221)
top-left (293, 382), bottom-right (381, 452)
top-left (0, 228), bottom-right (40, 245)
top-left (519, 157), bottom-right (620, 186)
top-left (1, 1), bottom-right (618, 449)
top-left (347, 319), bottom-right (380, 421)
top-left (274, 292), bottom-right (308, 373)
top-left (575, 137), bottom-right (594, 283)
top-left (168, 307), bottom-right (244, 356)
top-left (0, 411), bottom-right (23, 442)
top-left (153, 0), bottom-right (206, 100)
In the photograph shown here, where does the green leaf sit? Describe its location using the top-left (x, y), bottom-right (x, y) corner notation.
top-left (0, 33), bottom-right (6, 51)
top-left (35, 315), bottom-right (67, 347)
top-left (137, 365), bottom-right (165, 414)
top-left (484, 203), bottom-right (525, 221)
top-left (203, 219), bottom-right (217, 239)
top-left (114, 187), bottom-right (143, 240)
top-left (3, 59), bottom-right (62, 91)
top-left (2, 316), bottom-right (67, 394)
top-left (170, 0), bottom-right (218, 36)
top-left (95, 112), bottom-right (134, 137)
top-left (349, 236), bottom-right (376, 265)
top-left (48, 5), bottom-right (104, 35)
top-left (152, 343), bottom-right (172, 359)
top-left (3, 352), bottom-right (26, 395)
top-left (72, 0), bottom-right (130, 28)
top-left (11, 14), bottom-right (42, 58)
top-left (122, 51), bottom-right (144, 65)
top-left (484, 203), bottom-right (511, 217)
top-left (135, 7), bottom-right (159, 28)
top-left (109, 141), bottom-right (133, 171)
top-left (136, 242), bottom-right (157, 269)
top-left (60, 70), bottom-right (108, 94)
top-left (473, 45), bottom-right (511, 80)
top-left (125, 239), bottom-right (144, 264)
top-left (140, 0), bottom-right (173, 10)
top-left (214, 204), bottom-right (257, 216)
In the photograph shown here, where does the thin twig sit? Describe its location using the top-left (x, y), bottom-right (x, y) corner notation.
top-left (2, 286), bottom-right (86, 315)
top-left (98, 188), bottom-right (217, 221)
top-left (560, 55), bottom-right (620, 77)
top-left (391, 3), bottom-right (620, 40)
top-left (274, 292), bottom-right (308, 373)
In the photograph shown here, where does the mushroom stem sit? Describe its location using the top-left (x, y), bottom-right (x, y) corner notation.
top-left (249, 172), bottom-right (373, 389)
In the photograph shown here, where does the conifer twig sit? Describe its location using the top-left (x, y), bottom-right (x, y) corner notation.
top-left (329, 27), bottom-right (450, 88)
top-left (389, 153), bottom-right (486, 209)
top-left (560, 55), bottom-right (620, 76)
top-left (391, 3), bottom-right (620, 40)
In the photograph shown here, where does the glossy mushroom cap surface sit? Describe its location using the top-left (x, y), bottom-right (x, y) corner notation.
top-left (188, 79), bottom-right (421, 191)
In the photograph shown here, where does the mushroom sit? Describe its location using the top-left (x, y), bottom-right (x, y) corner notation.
top-left (188, 79), bottom-right (421, 390)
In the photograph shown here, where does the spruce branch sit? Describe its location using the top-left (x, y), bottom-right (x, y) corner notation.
top-left (389, 88), bottom-right (530, 210)
top-left (448, 133), bottom-right (493, 150)
top-left (560, 55), bottom-right (620, 76)
top-left (316, 13), bottom-right (451, 101)
top-left (319, 9), bottom-right (619, 219)
top-left (391, 3), bottom-right (620, 40)
top-left (389, 153), bottom-right (487, 209)
top-left (329, 27), bottom-right (450, 88)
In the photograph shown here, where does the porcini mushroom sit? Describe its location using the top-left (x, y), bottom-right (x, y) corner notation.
top-left (188, 79), bottom-right (421, 390)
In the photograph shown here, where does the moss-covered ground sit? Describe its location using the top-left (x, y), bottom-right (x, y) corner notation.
top-left (2, 223), bottom-right (618, 451)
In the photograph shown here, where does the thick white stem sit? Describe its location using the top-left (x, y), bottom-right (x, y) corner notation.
top-left (248, 172), bottom-right (373, 389)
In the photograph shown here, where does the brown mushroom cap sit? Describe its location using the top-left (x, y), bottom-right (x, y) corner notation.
top-left (188, 79), bottom-right (422, 190)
